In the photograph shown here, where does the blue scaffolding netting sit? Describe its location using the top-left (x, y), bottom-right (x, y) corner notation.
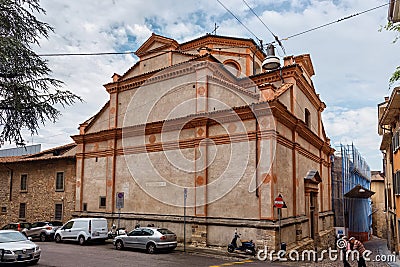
top-left (341, 144), bottom-right (372, 234)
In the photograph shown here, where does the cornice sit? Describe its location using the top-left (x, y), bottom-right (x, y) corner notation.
top-left (104, 57), bottom-right (227, 94)
top-left (179, 35), bottom-right (265, 60)
top-left (269, 100), bottom-right (332, 155)
top-left (207, 75), bottom-right (259, 99)
top-left (73, 99), bottom-right (332, 158)
top-left (247, 64), bottom-right (325, 112)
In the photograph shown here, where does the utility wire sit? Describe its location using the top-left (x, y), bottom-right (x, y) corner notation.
top-left (242, 0), bottom-right (275, 37)
top-left (38, 51), bottom-right (136, 57)
top-left (216, 0), bottom-right (261, 42)
top-left (36, 2), bottom-right (391, 57)
top-left (281, 2), bottom-right (390, 41)
top-left (241, 0), bottom-right (286, 54)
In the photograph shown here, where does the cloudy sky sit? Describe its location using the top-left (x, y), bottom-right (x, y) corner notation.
top-left (11, 0), bottom-right (399, 170)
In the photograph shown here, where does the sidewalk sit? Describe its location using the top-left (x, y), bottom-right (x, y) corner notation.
top-left (364, 236), bottom-right (400, 267)
top-left (175, 243), bottom-right (252, 260)
top-left (175, 236), bottom-right (400, 266)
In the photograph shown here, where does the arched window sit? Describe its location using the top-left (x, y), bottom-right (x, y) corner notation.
top-left (223, 60), bottom-right (241, 77)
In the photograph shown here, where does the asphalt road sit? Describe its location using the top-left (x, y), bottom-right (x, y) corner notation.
top-left (35, 241), bottom-right (275, 267)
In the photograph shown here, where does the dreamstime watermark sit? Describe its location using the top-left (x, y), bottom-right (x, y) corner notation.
top-left (121, 61), bottom-right (277, 207)
top-left (256, 238), bottom-right (397, 263)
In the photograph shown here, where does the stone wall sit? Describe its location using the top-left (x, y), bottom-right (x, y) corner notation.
top-left (0, 158), bottom-right (76, 227)
top-left (372, 208), bottom-right (387, 239)
top-left (0, 168), bottom-right (10, 225)
top-left (371, 180), bottom-right (387, 239)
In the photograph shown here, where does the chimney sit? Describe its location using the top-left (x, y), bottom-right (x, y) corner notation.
top-left (112, 73), bottom-right (121, 82)
top-left (283, 56), bottom-right (295, 67)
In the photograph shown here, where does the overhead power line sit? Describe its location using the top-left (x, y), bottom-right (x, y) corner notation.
top-left (241, 0), bottom-right (286, 54)
top-left (216, 0), bottom-right (261, 42)
top-left (38, 51), bottom-right (136, 57)
top-left (36, 1), bottom-right (392, 57)
top-left (242, 0), bottom-right (275, 38)
top-left (281, 2), bottom-right (391, 41)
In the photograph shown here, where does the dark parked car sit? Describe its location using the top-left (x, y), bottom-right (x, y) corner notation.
top-left (1, 222), bottom-right (31, 232)
top-left (113, 227), bottom-right (177, 254)
top-left (22, 221), bottom-right (63, 241)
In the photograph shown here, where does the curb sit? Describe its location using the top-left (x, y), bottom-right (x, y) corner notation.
top-left (107, 239), bottom-right (255, 260)
top-left (175, 245), bottom-right (256, 260)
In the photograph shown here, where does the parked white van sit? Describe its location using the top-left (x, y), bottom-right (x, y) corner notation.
top-left (54, 218), bottom-right (108, 245)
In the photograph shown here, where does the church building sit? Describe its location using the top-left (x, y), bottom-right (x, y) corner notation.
top-left (71, 33), bottom-right (334, 250)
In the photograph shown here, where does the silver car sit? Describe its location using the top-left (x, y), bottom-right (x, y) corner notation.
top-left (0, 230), bottom-right (41, 265)
top-left (23, 221), bottom-right (63, 242)
top-left (113, 227), bottom-right (177, 254)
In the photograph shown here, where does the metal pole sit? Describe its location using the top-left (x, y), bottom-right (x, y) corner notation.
top-left (278, 208), bottom-right (281, 249)
top-left (118, 208), bottom-right (121, 229)
top-left (184, 188), bottom-right (187, 253)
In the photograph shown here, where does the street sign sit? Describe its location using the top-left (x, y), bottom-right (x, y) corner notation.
top-left (116, 192), bottom-right (124, 209)
top-left (274, 195), bottom-right (284, 209)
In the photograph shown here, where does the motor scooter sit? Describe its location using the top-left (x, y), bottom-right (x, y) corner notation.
top-left (227, 229), bottom-right (256, 255)
top-left (107, 224), bottom-right (127, 239)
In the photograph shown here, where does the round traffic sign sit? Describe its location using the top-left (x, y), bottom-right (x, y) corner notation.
top-left (274, 196), bottom-right (284, 208)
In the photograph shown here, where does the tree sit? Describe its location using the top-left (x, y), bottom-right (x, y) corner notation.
top-left (382, 21), bottom-right (400, 87)
top-left (0, 0), bottom-right (82, 146)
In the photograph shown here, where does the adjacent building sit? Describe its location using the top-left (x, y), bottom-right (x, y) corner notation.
top-left (0, 144), bottom-right (77, 226)
top-left (332, 144), bottom-right (373, 242)
top-left (388, 0), bottom-right (400, 23)
top-left (370, 171), bottom-right (386, 239)
top-left (378, 87), bottom-right (400, 253)
top-left (71, 33), bottom-right (334, 250)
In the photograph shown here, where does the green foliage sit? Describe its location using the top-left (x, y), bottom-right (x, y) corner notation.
top-left (390, 66), bottom-right (400, 87)
top-left (382, 22), bottom-right (400, 87)
top-left (0, 0), bottom-right (82, 146)
top-left (382, 22), bottom-right (400, 43)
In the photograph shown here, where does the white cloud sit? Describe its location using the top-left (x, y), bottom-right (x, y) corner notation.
top-left (4, 0), bottom-right (396, 171)
top-left (323, 106), bottom-right (382, 169)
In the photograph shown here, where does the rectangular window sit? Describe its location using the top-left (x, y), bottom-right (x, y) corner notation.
top-left (99, 196), bottom-right (106, 208)
top-left (393, 131), bottom-right (400, 153)
top-left (305, 108), bottom-right (311, 128)
top-left (83, 203), bottom-right (87, 212)
top-left (20, 174), bottom-right (27, 191)
top-left (19, 203), bottom-right (26, 219)
top-left (395, 171), bottom-right (400, 195)
top-left (1, 207), bottom-right (6, 213)
top-left (54, 203), bottom-right (63, 221)
top-left (56, 172), bottom-right (64, 191)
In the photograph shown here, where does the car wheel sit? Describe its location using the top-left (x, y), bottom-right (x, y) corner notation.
top-left (78, 235), bottom-right (85, 246)
top-left (115, 240), bottom-right (124, 250)
top-left (40, 233), bottom-right (47, 242)
top-left (146, 243), bottom-right (156, 254)
top-left (55, 234), bottom-right (62, 243)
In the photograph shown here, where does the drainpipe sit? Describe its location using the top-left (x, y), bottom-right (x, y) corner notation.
top-left (389, 127), bottom-right (398, 252)
top-left (9, 169), bottom-right (13, 201)
top-left (251, 103), bottom-right (259, 198)
top-left (2, 164), bottom-right (14, 201)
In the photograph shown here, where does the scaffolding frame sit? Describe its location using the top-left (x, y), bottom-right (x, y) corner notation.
top-left (332, 144), bottom-right (372, 240)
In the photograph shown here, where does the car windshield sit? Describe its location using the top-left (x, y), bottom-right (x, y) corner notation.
top-left (0, 232), bottom-right (27, 243)
top-left (157, 229), bottom-right (174, 235)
